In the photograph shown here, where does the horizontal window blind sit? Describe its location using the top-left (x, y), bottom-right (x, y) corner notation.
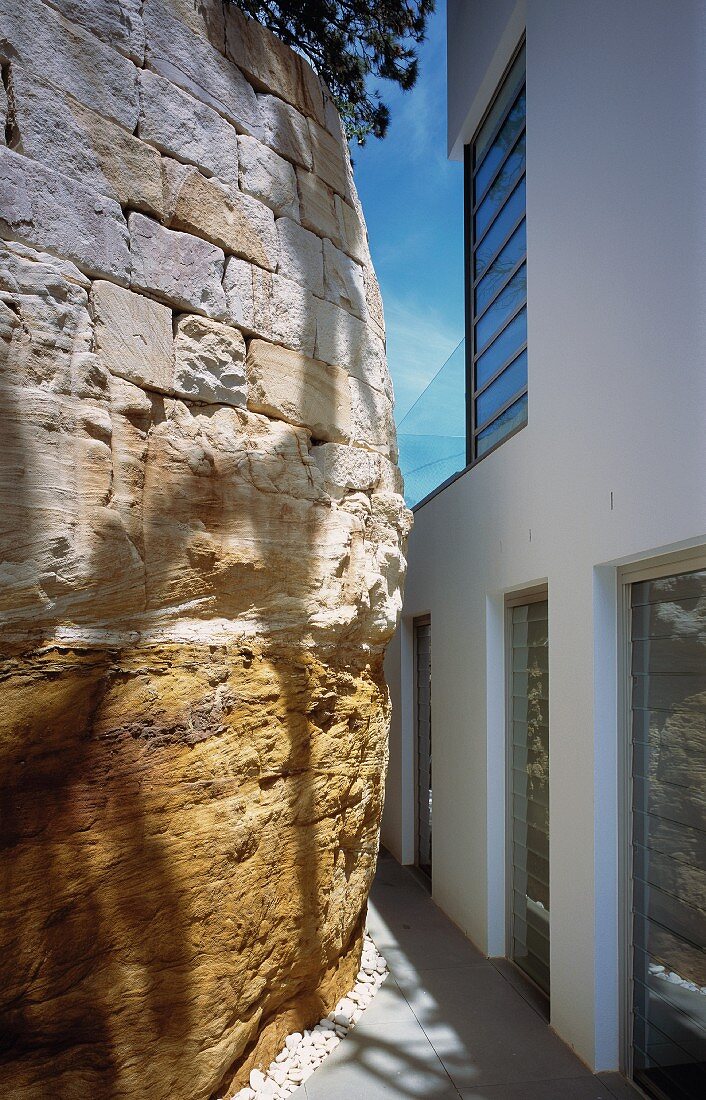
top-left (468, 42), bottom-right (527, 462)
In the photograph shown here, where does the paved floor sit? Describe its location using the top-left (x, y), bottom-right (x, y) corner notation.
top-left (295, 851), bottom-right (641, 1099)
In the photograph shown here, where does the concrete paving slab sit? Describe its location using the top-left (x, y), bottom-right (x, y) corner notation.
top-left (293, 854), bottom-right (640, 1099)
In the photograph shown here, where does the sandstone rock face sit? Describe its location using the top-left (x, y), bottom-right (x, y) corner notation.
top-left (0, 4), bottom-right (409, 1099)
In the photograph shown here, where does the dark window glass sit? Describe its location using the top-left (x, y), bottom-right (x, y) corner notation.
top-left (510, 599), bottom-right (550, 996)
top-left (629, 569), bottom-right (706, 1100)
top-left (466, 42), bottom-right (527, 463)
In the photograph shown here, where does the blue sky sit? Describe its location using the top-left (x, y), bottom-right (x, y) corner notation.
top-left (351, 0), bottom-right (465, 421)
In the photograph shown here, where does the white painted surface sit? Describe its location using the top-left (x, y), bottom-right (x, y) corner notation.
top-left (384, 0), bottom-right (706, 1074)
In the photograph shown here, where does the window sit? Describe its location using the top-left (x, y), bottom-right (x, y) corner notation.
top-left (507, 593), bottom-right (550, 997)
top-left (466, 42), bottom-right (527, 463)
top-left (626, 566), bottom-right (706, 1100)
top-left (414, 616), bottom-right (432, 881)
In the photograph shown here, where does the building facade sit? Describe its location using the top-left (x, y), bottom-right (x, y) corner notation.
top-left (384, 1), bottom-right (706, 1095)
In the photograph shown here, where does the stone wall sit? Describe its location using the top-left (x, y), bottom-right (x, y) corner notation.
top-left (0, 2), bottom-right (410, 1096)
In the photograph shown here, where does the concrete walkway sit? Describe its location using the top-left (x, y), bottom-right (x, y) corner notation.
top-left (296, 851), bottom-right (640, 1099)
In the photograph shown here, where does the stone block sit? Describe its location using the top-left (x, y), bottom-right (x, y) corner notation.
top-left (129, 212), bottom-right (226, 318)
top-left (376, 454), bottom-right (404, 496)
top-left (363, 266), bottom-right (386, 340)
top-left (259, 94), bottom-right (313, 169)
top-left (43, 0), bottom-right (145, 63)
top-left (335, 195), bottom-right (370, 265)
top-left (0, 0), bottom-right (139, 130)
top-left (348, 376), bottom-right (397, 458)
top-left (271, 274), bottom-right (317, 356)
top-left (163, 160), bottom-right (278, 271)
top-left (310, 442), bottom-right (381, 498)
top-left (223, 260), bottom-right (317, 355)
top-left (0, 147), bottom-right (130, 282)
top-left (324, 92), bottom-right (345, 141)
top-left (276, 218), bottom-right (324, 297)
top-left (92, 281), bottom-right (173, 393)
top-left (8, 66), bottom-right (163, 216)
top-left (138, 70), bottom-right (240, 190)
top-left (323, 239), bottom-right (366, 319)
top-left (143, 0), bottom-right (260, 136)
top-left (238, 135), bottom-right (299, 219)
top-left (308, 118), bottom-right (348, 196)
top-left (224, 4), bottom-right (325, 125)
top-left (173, 315), bottom-right (247, 407)
top-left (223, 256), bottom-right (273, 341)
top-left (314, 298), bottom-right (389, 395)
top-left (296, 169), bottom-right (344, 246)
top-left (246, 340), bottom-right (351, 443)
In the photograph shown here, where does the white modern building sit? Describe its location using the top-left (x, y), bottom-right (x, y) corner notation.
top-left (384, 2), bottom-right (706, 1097)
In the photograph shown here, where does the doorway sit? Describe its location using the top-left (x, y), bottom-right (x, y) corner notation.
top-left (507, 594), bottom-right (550, 997)
top-left (626, 565), bottom-right (706, 1100)
top-left (414, 615), bottom-right (432, 881)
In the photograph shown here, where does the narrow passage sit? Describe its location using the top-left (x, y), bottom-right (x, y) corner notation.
top-left (295, 851), bottom-right (640, 1099)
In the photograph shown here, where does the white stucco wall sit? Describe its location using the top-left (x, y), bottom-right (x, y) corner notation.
top-left (384, 0), bottom-right (706, 1073)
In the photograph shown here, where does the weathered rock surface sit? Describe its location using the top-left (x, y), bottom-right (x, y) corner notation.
top-left (174, 314), bottom-right (247, 407)
top-left (239, 135), bottom-right (299, 219)
top-left (0, 5), bottom-right (409, 1099)
top-left (143, 0), bottom-right (260, 135)
top-left (247, 339), bottom-right (351, 443)
top-left (162, 159), bottom-right (278, 270)
top-left (0, 0), bottom-right (139, 129)
top-left (259, 94), bottom-right (313, 168)
top-left (129, 211), bottom-right (228, 317)
top-left (0, 146), bottom-right (131, 281)
top-left (138, 69), bottom-right (241, 190)
top-left (7, 66), bottom-right (163, 216)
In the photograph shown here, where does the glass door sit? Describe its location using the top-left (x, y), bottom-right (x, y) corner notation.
top-left (414, 616), bottom-right (432, 880)
top-left (509, 597), bottom-right (550, 996)
top-left (629, 567), bottom-right (706, 1100)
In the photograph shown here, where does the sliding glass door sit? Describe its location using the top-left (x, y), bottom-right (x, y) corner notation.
top-left (509, 597), bottom-right (550, 996)
top-left (629, 567), bottom-right (706, 1100)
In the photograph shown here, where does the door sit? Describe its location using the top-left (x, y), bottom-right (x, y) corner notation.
top-left (628, 567), bottom-right (706, 1100)
top-left (508, 596), bottom-right (550, 996)
top-left (414, 616), bottom-right (432, 880)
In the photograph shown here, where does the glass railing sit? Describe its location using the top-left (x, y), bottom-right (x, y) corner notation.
top-left (396, 338), bottom-right (467, 508)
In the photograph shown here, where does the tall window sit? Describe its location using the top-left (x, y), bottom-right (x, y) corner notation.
top-left (628, 567), bottom-right (706, 1100)
top-left (466, 42), bottom-right (527, 463)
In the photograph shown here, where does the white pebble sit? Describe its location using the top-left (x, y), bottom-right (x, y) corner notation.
top-left (249, 1069), bottom-right (266, 1091)
top-left (285, 1033), bottom-right (302, 1050)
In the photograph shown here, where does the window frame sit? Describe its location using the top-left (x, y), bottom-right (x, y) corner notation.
top-left (464, 36), bottom-right (528, 466)
top-left (504, 584), bottom-right (551, 1006)
top-left (617, 546), bottom-right (706, 1086)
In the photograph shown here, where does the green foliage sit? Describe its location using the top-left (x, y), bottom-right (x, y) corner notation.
top-left (232, 0), bottom-right (435, 142)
